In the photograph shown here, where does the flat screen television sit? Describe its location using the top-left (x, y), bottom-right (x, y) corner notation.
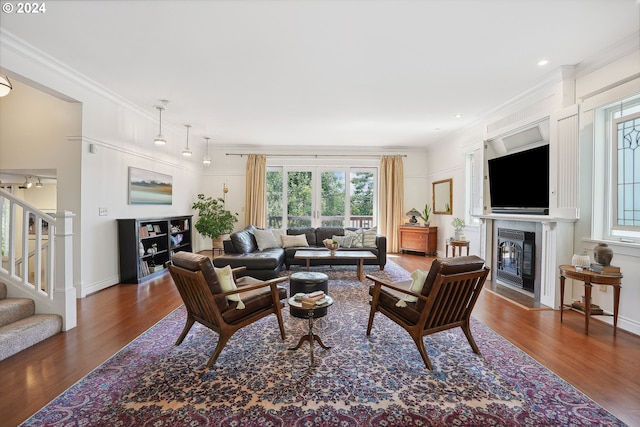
top-left (488, 144), bottom-right (549, 215)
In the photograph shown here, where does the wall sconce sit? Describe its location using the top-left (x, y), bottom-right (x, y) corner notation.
top-left (203, 136), bottom-right (211, 167)
top-left (182, 124), bottom-right (192, 158)
top-left (0, 74), bottom-right (12, 97)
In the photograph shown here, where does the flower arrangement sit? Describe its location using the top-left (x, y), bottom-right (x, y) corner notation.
top-left (452, 217), bottom-right (465, 231)
top-left (322, 238), bottom-right (339, 255)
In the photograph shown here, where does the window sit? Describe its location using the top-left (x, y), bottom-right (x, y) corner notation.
top-left (598, 95), bottom-right (640, 242)
top-left (613, 112), bottom-right (640, 229)
top-left (266, 166), bottom-right (377, 229)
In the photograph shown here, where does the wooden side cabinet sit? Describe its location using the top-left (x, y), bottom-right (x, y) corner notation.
top-left (117, 215), bottom-right (193, 284)
top-left (399, 225), bottom-right (437, 256)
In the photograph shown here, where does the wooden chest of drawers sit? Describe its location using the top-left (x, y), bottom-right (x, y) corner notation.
top-left (399, 225), bottom-right (437, 256)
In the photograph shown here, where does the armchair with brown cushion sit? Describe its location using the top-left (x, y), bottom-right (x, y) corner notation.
top-left (168, 251), bottom-right (288, 367)
top-left (366, 256), bottom-right (490, 370)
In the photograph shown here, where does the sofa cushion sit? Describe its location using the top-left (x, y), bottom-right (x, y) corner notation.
top-left (363, 226), bottom-right (378, 247)
top-left (214, 248), bottom-right (284, 270)
top-left (287, 227), bottom-right (317, 246)
top-left (253, 228), bottom-right (282, 251)
top-left (315, 227), bottom-right (344, 244)
top-left (231, 226), bottom-right (258, 253)
top-left (281, 234), bottom-right (309, 248)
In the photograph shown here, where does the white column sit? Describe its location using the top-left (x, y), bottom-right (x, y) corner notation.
top-left (53, 210), bottom-right (77, 330)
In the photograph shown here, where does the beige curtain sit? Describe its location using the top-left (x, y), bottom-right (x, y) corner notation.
top-left (379, 155), bottom-right (404, 253)
top-left (245, 154), bottom-right (267, 227)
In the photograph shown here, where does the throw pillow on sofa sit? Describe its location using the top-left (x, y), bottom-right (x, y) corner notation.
top-left (281, 234), bottom-right (309, 248)
top-left (253, 228), bottom-right (282, 251)
top-left (333, 234), bottom-right (353, 248)
top-left (345, 227), bottom-right (377, 248)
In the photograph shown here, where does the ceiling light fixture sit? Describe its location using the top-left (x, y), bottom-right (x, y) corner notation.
top-left (153, 101), bottom-right (168, 145)
top-left (203, 136), bottom-right (211, 167)
top-left (537, 59), bottom-right (549, 66)
top-left (35, 178), bottom-right (43, 188)
top-left (182, 124), bottom-right (192, 158)
top-left (0, 74), bottom-right (12, 97)
top-left (24, 176), bottom-right (33, 189)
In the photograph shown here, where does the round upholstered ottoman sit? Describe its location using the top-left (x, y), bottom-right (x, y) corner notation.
top-left (289, 272), bottom-right (329, 319)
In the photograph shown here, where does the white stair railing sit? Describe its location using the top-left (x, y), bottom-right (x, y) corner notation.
top-left (0, 188), bottom-right (76, 330)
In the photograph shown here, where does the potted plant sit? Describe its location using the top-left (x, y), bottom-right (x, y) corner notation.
top-left (452, 217), bottom-right (465, 240)
top-left (420, 203), bottom-right (431, 226)
top-left (192, 193), bottom-right (239, 251)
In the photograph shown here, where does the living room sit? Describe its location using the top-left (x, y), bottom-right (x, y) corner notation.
top-left (1, 1), bottom-right (640, 425)
top-left (2, 1), bottom-right (639, 336)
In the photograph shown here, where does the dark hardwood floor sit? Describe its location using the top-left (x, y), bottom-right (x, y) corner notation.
top-left (1, 252), bottom-right (639, 427)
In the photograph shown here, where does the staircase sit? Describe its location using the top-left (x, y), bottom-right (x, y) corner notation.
top-left (0, 282), bottom-right (62, 361)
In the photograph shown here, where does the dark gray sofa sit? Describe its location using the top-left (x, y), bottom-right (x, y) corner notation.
top-left (213, 225), bottom-right (386, 279)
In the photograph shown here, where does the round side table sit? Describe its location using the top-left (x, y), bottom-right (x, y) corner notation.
top-left (289, 272), bottom-right (329, 318)
top-left (446, 239), bottom-right (470, 257)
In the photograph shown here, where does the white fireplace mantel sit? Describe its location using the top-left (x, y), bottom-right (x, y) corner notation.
top-left (475, 214), bottom-right (577, 309)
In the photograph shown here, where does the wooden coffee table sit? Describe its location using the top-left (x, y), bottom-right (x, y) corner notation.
top-left (294, 250), bottom-right (377, 281)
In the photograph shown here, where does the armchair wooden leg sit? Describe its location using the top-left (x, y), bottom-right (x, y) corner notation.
top-left (367, 286), bottom-right (381, 336)
top-left (275, 303), bottom-right (286, 340)
top-left (175, 316), bottom-right (196, 346)
top-left (206, 333), bottom-right (232, 368)
top-left (461, 322), bottom-right (481, 355)
top-left (412, 335), bottom-right (434, 370)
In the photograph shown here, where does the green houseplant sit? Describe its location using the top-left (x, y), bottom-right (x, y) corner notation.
top-left (420, 202), bottom-right (431, 226)
top-left (192, 194), bottom-right (239, 250)
top-left (452, 217), bottom-right (465, 240)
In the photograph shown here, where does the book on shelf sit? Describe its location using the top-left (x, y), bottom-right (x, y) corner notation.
top-left (138, 226), bottom-right (149, 237)
top-left (571, 301), bottom-right (604, 315)
top-left (140, 261), bottom-right (150, 277)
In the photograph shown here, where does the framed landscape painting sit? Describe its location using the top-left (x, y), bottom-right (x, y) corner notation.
top-left (128, 167), bottom-right (172, 205)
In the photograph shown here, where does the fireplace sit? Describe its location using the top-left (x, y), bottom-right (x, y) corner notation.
top-left (496, 228), bottom-right (535, 293)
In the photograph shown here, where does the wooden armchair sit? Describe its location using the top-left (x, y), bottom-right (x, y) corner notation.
top-left (167, 251), bottom-right (288, 367)
top-left (366, 256), bottom-right (489, 370)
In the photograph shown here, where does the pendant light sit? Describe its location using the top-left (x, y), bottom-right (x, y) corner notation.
top-left (0, 74), bottom-right (12, 97)
top-left (153, 104), bottom-right (167, 145)
top-left (202, 137), bottom-right (211, 167)
top-left (182, 124), bottom-right (192, 157)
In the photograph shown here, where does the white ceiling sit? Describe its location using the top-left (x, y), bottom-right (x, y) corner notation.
top-left (1, 0), bottom-right (639, 151)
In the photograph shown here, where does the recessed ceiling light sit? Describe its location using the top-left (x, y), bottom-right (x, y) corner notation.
top-left (537, 59), bottom-right (549, 66)
top-left (455, 114), bottom-right (463, 118)
top-left (434, 128), bottom-right (441, 132)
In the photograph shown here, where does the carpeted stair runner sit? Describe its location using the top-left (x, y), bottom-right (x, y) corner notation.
top-left (0, 282), bottom-right (62, 361)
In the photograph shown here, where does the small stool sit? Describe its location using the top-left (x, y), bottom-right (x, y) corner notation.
top-left (289, 272), bottom-right (329, 319)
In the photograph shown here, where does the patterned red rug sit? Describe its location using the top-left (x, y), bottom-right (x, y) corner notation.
top-left (21, 261), bottom-right (625, 426)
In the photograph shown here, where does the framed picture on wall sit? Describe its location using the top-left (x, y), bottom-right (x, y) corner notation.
top-left (128, 167), bottom-right (172, 205)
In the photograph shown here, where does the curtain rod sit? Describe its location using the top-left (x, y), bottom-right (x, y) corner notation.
top-left (225, 153), bottom-right (407, 158)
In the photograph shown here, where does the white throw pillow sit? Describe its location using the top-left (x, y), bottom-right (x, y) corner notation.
top-left (345, 229), bottom-right (365, 248)
top-left (363, 226), bottom-right (378, 248)
top-left (332, 234), bottom-right (353, 248)
top-left (395, 269), bottom-right (428, 307)
top-left (281, 234), bottom-right (309, 248)
top-left (271, 229), bottom-right (286, 247)
top-left (253, 228), bottom-right (281, 251)
top-left (214, 265), bottom-right (245, 309)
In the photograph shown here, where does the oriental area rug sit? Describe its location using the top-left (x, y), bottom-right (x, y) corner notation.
top-left (21, 261), bottom-right (625, 426)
